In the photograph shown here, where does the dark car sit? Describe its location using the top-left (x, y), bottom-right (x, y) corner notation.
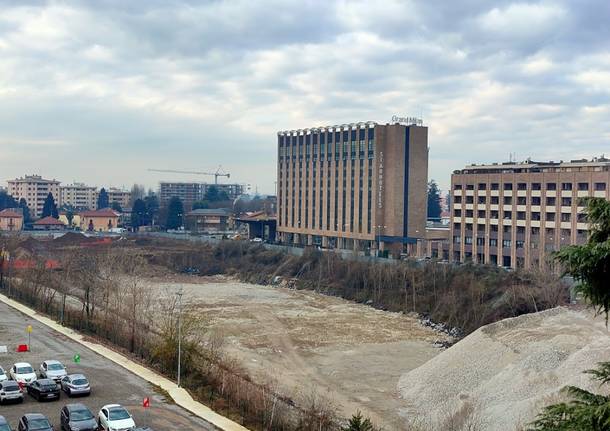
top-left (27, 379), bottom-right (60, 401)
top-left (60, 404), bottom-right (97, 431)
top-left (0, 415), bottom-right (13, 431)
top-left (17, 414), bottom-right (53, 431)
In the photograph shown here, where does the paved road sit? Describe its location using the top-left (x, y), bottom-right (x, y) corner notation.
top-left (0, 302), bottom-right (214, 430)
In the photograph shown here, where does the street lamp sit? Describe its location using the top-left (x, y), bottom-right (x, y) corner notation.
top-left (176, 287), bottom-right (184, 387)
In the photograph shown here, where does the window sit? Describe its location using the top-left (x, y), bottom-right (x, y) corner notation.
top-left (503, 225), bottom-right (511, 233)
top-left (517, 197), bottom-right (526, 205)
top-left (466, 184), bottom-right (474, 190)
top-left (478, 210), bottom-right (486, 218)
top-left (503, 211), bottom-right (512, 219)
top-left (532, 183), bottom-right (541, 190)
top-left (561, 182), bottom-right (573, 191)
top-left (517, 211), bottom-right (526, 220)
top-left (546, 197), bottom-right (556, 206)
top-left (454, 209), bottom-right (462, 217)
top-left (466, 210), bottom-right (474, 217)
top-left (491, 183), bottom-right (499, 190)
top-left (476, 237), bottom-right (485, 246)
top-left (454, 184), bottom-right (463, 190)
top-left (532, 197), bottom-right (541, 205)
top-left (561, 197), bottom-right (572, 206)
top-left (477, 196), bottom-right (486, 204)
top-left (546, 212), bottom-right (555, 222)
top-left (491, 196), bottom-right (499, 204)
top-left (517, 226), bottom-right (525, 234)
top-left (503, 196), bottom-right (512, 205)
top-left (502, 239), bottom-right (512, 248)
top-left (489, 238), bottom-right (498, 247)
top-left (478, 183), bottom-right (487, 190)
top-left (504, 183), bottom-right (513, 190)
top-left (561, 213), bottom-right (571, 222)
top-left (453, 222), bottom-right (461, 230)
top-left (490, 210), bottom-right (499, 219)
top-left (465, 236), bottom-right (473, 244)
top-left (466, 196), bottom-right (474, 204)
top-left (517, 183), bottom-right (527, 190)
top-left (531, 227), bottom-right (540, 235)
top-left (595, 182), bottom-right (607, 191)
top-left (516, 240), bottom-right (525, 249)
top-left (546, 183), bottom-right (557, 191)
top-left (531, 212), bottom-right (541, 221)
top-left (454, 196), bottom-right (462, 203)
top-left (453, 236), bottom-right (461, 244)
top-left (578, 182), bottom-right (589, 191)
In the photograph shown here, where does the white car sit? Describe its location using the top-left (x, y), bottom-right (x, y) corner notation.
top-left (39, 360), bottom-right (67, 382)
top-left (97, 404), bottom-right (136, 431)
top-left (0, 366), bottom-right (7, 382)
top-left (9, 362), bottom-right (37, 386)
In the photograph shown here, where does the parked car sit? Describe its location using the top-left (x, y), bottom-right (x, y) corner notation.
top-left (0, 366), bottom-right (7, 382)
top-left (0, 380), bottom-right (24, 404)
top-left (60, 374), bottom-right (90, 397)
top-left (9, 363), bottom-right (37, 386)
top-left (17, 414), bottom-right (53, 431)
top-left (250, 237), bottom-right (263, 243)
top-left (97, 405), bottom-right (135, 431)
top-left (39, 361), bottom-right (67, 383)
top-left (27, 379), bottom-right (61, 401)
top-left (0, 415), bottom-right (13, 431)
top-left (60, 403), bottom-right (97, 431)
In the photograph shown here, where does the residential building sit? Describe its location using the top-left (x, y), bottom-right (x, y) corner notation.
top-left (159, 182), bottom-right (245, 208)
top-left (58, 212), bottom-right (81, 229)
top-left (235, 211), bottom-right (277, 241)
top-left (80, 209), bottom-right (120, 232)
top-left (186, 208), bottom-right (232, 233)
top-left (450, 157), bottom-right (610, 269)
top-left (0, 209), bottom-right (23, 231)
top-left (33, 216), bottom-right (66, 231)
top-left (276, 121), bottom-right (428, 255)
top-left (60, 183), bottom-right (97, 209)
top-left (105, 188), bottom-right (131, 209)
top-left (7, 175), bottom-right (60, 218)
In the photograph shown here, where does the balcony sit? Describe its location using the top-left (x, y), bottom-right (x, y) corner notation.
top-left (594, 191), bottom-right (607, 198)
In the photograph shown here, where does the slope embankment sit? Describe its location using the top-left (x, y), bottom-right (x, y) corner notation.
top-left (398, 307), bottom-right (610, 430)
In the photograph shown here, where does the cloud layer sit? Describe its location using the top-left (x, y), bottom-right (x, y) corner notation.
top-left (1, 0), bottom-right (609, 193)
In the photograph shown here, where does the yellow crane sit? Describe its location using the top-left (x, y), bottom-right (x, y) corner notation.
top-left (148, 166), bottom-right (230, 184)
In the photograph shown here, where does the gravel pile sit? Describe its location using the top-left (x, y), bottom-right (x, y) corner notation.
top-left (398, 307), bottom-right (610, 430)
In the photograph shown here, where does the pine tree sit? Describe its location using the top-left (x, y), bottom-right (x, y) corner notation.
top-left (97, 188), bottom-right (109, 209)
top-left (111, 201), bottom-right (122, 212)
top-left (19, 198), bottom-right (31, 223)
top-left (166, 197), bottom-right (184, 230)
top-left (131, 199), bottom-right (147, 230)
top-left (427, 180), bottom-right (442, 220)
top-left (342, 411), bottom-right (376, 431)
top-left (41, 192), bottom-right (58, 218)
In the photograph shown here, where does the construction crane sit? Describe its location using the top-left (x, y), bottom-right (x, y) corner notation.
top-left (148, 166), bottom-right (230, 184)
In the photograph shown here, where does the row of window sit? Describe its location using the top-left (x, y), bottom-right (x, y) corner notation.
top-left (454, 182), bottom-right (607, 192)
top-left (453, 209), bottom-right (585, 222)
top-left (453, 224), bottom-right (586, 237)
top-left (454, 196), bottom-right (579, 206)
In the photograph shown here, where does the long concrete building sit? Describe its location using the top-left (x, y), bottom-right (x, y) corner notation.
top-left (7, 175), bottom-right (60, 218)
top-left (450, 157), bottom-right (610, 269)
top-left (276, 121), bottom-right (428, 254)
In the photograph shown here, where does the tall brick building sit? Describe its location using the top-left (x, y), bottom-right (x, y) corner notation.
top-left (276, 121), bottom-right (428, 254)
top-left (450, 158), bottom-right (610, 269)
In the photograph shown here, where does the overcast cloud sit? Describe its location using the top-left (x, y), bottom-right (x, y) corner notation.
top-left (1, 0), bottom-right (609, 194)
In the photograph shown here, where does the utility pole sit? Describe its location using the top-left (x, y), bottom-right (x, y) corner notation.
top-left (176, 287), bottom-right (184, 387)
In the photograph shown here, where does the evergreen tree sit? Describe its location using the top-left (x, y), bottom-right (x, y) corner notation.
top-left (144, 194), bottom-right (159, 225)
top-left (342, 411), bottom-right (377, 431)
top-left (192, 200), bottom-right (209, 210)
top-left (166, 196), bottom-right (184, 230)
top-left (19, 198), bottom-right (31, 223)
top-left (204, 185), bottom-right (220, 202)
top-left (41, 192), bottom-right (58, 218)
top-left (111, 201), bottom-right (122, 212)
top-left (97, 188), bottom-right (109, 209)
top-left (0, 190), bottom-right (18, 210)
top-left (528, 198), bottom-right (610, 430)
top-left (131, 198), bottom-right (147, 230)
top-left (427, 180), bottom-right (442, 220)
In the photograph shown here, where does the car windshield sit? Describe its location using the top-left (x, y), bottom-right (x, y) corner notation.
top-left (28, 418), bottom-right (51, 430)
top-left (17, 366), bottom-right (33, 374)
top-left (0, 424), bottom-right (11, 431)
top-left (47, 363), bottom-right (64, 371)
top-left (73, 378), bottom-right (88, 385)
top-left (71, 409), bottom-right (94, 421)
top-left (109, 408), bottom-right (130, 420)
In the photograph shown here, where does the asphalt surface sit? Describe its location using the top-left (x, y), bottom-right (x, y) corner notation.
top-left (0, 302), bottom-right (214, 430)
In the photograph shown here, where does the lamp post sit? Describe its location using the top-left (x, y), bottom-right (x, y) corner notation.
top-left (176, 287), bottom-right (184, 387)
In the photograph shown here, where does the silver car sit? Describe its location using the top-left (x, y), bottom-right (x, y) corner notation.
top-left (39, 360), bottom-right (67, 383)
top-left (0, 380), bottom-right (24, 404)
top-left (60, 374), bottom-right (91, 397)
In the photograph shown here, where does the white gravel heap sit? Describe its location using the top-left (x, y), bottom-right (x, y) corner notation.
top-left (398, 307), bottom-right (610, 431)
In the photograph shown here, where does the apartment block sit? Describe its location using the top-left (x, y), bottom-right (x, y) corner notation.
top-left (60, 183), bottom-right (97, 210)
top-left (159, 182), bottom-right (245, 208)
top-left (105, 188), bottom-right (131, 209)
top-left (7, 175), bottom-right (61, 218)
top-left (450, 158), bottom-right (610, 269)
top-left (276, 121), bottom-right (428, 254)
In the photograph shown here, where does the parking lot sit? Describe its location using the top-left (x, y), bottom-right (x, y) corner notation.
top-left (0, 302), bottom-right (214, 430)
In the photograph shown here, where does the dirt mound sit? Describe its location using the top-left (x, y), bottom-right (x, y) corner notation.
top-left (52, 232), bottom-right (98, 246)
top-left (398, 307), bottom-right (610, 430)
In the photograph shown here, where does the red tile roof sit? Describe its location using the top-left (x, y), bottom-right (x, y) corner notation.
top-left (34, 216), bottom-right (65, 226)
top-left (80, 208), bottom-right (120, 217)
top-left (0, 209), bottom-right (23, 218)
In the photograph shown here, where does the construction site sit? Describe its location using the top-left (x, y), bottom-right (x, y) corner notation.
top-left (0, 232), bottom-right (605, 430)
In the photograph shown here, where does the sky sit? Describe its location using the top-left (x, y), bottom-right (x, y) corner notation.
top-left (1, 0), bottom-right (609, 195)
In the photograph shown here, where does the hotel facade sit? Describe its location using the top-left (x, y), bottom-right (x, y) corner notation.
top-left (276, 121), bottom-right (428, 254)
top-left (450, 158), bottom-right (610, 269)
